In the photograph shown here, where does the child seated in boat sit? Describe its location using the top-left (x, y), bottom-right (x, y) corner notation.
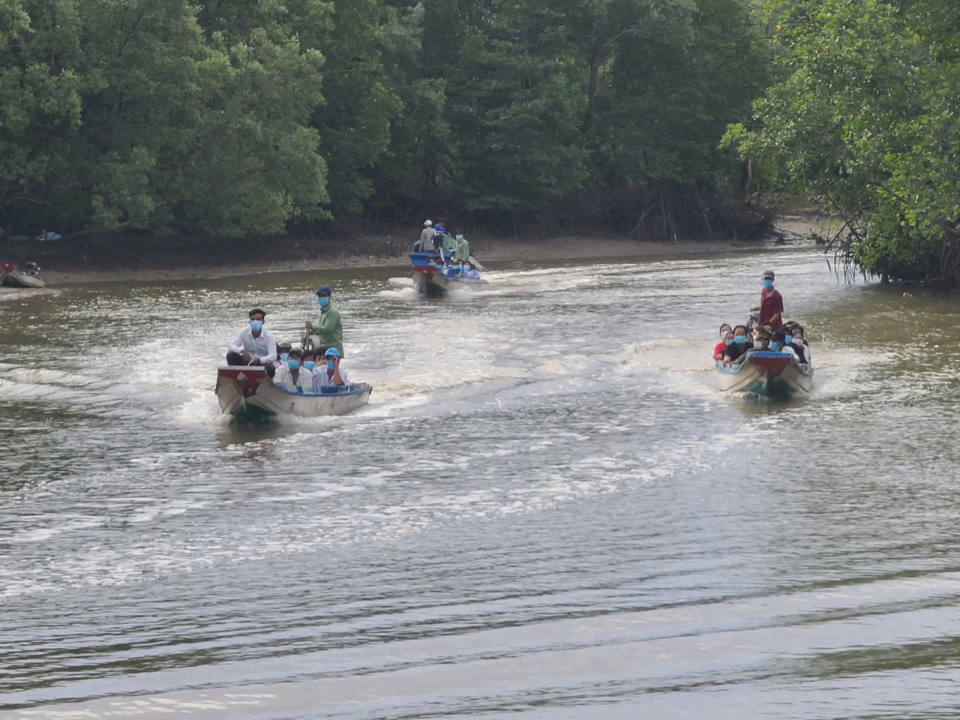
top-left (312, 348), bottom-right (349, 390)
top-left (273, 349), bottom-right (314, 392)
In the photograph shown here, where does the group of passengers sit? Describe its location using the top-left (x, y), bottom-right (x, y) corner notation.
top-left (415, 220), bottom-right (473, 273)
top-left (225, 283), bottom-right (350, 392)
top-left (274, 346), bottom-right (349, 392)
top-left (714, 321), bottom-right (811, 365)
top-left (711, 267), bottom-right (811, 366)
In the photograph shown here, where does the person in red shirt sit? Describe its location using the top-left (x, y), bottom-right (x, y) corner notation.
top-left (713, 324), bottom-right (733, 360)
top-left (758, 269), bottom-right (784, 331)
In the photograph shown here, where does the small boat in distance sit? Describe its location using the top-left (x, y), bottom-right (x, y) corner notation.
top-left (1, 260), bottom-right (46, 289)
top-left (216, 366), bottom-right (372, 422)
top-left (715, 351), bottom-right (813, 398)
top-left (410, 251), bottom-right (488, 296)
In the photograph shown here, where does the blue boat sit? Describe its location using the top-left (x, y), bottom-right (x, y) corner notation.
top-left (410, 251), bottom-right (488, 296)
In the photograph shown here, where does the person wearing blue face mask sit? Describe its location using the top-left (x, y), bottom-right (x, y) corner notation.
top-left (714, 324), bottom-right (733, 361)
top-left (722, 324), bottom-right (752, 364)
top-left (758, 269), bottom-right (784, 331)
top-left (312, 348), bottom-right (349, 390)
top-left (305, 285), bottom-right (344, 359)
top-left (301, 351), bottom-right (318, 373)
top-left (227, 308), bottom-right (278, 378)
top-left (272, 348), bottom-right (314, 391)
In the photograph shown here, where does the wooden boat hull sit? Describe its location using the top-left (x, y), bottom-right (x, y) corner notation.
top-left (216, 366), bottom-right (372, 421)
top-left (0, 262), bottom-right (45, 289)
top-left (410, 252), bottom-right (487, 296)
top-left (715, 351), bottom-right (813, 398)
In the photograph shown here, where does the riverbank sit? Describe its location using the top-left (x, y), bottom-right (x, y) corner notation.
top-left (5, 211), bottom-right (829, 286)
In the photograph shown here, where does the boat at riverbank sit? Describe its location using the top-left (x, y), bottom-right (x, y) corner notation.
top-left (216, 366), bottom-right (372, 421)
top-left (1, 260), bottom-right (45, 289)
top-left (410, 252), bottom-right (488, 297)
top-left (715, 351), bottom-right (813, 398)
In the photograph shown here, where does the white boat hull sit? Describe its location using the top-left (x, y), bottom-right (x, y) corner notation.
top-left (1, 268), bottom-right (45, 289)
top-left (216, 366), bottom-right (371, 421)
top-left (715, 352), bottom-right (813, 397)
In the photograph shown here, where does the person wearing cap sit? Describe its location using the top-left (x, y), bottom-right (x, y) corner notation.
top-left (753, 326), bottom-right (773, 350)
top-left (417, 220), bottom-right (437, 253)
top-left (759, 269), bottom-right (784, 331)
top-left (276, 341), bottom-right (293, 367)
top-left (312, 348), bottom-right (349, 390)
top-left (305, 285), bottom-right (344, 358)
top-left (227, 308), bottom-right (278, 377)
top-left (723, 325), bottom-right (752, 364)
top-left (273, 348), bottom-right (314, 391)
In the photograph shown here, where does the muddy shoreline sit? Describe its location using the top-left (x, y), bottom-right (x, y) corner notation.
top-left (1, 213), bottom-right (827, 286)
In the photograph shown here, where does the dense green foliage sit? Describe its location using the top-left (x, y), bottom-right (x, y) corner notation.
top-left (736, 0), bottom-right (960, 282)
top-left (0, 0), bottom-right (769, 239)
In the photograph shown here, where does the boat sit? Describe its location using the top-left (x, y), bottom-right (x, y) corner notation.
top-left (216, 365), bottom-right (372, 421)
top-left (1, 260), bottom-right (45, 289)
top-left (715, 351), bottom-right (813, 398)
top-left (410, 251), bottom-right (488, 297)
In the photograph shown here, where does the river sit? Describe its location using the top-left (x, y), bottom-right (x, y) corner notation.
top-left (2, 246), bottom-right (958, 719)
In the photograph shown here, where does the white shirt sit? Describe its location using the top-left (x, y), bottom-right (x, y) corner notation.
top-left (273, 365), bottom-right (314, 390)
top-left (229, 326), bottom-right (278, 365)
top-left (312, 366), bottom-right (349, 390)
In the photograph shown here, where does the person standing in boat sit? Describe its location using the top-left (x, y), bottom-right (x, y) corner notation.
top-left (454, 231), bottom-right (471, 274)
top-left (273, 348), bottom-right (314, 391)
top-left (758, 269), bottom-right (784, 331)
top-left (417, 220), bottom-right (437, 252)
top-left (227, 308), bottom-right (278, 377)
top-left (312, 348), bottom-right (349, 390)
top-left (306, 285), bottom-right (344, 358)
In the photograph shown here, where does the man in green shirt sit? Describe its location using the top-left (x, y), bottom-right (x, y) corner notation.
top-left (306, 285), bottom-right (344, 358)
top-left (454, 232), bottom-right (470, 272)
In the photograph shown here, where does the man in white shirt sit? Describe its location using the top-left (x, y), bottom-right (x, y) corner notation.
top-left (227, 308), bottom-right (278, 377)
top-left (273, 348), bottom-right (314, 391)
top-left (312, 348), bottom-right (349, 391)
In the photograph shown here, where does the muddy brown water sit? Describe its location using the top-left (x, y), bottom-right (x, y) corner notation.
top-left (2, 248), bottom-right (959, 719)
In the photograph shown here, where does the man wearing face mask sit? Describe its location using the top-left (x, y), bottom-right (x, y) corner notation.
top-left (305, 285), bottom-right (344, 358)
top-left (312, 348), bottom-right (349, 390)
top-left (272, 348), bottom-right (314, 391)
top-left (227, 308), bottom-right (278, 377)
top-left (723, 325), bottom-right (752, 364)
top-left (758, 269), bottom-right (784, 331)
